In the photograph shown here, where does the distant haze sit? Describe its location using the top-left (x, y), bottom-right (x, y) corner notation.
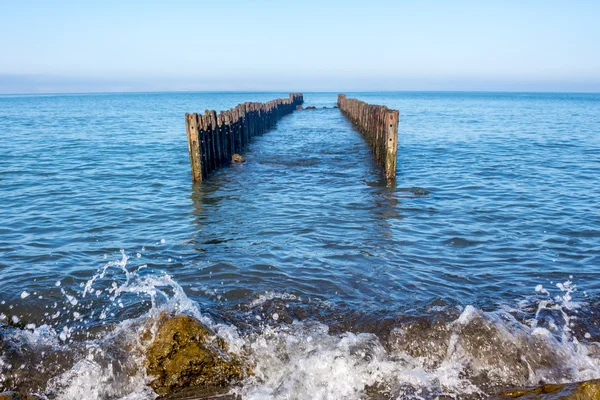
top-left (1, 0), bottom-right (599, 94)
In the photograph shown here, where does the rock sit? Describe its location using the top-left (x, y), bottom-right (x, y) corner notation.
top-left (156, 386), bottom-right (236, 399)
top-left (304, 106), bottom-right (316, 110)
top-left (231, 154), bottom-right (245, 163)
top-left (144, 314), bottom-right (247, 396)
top-left (0, 393), bottom-right (43, 400)
top-left (494, 379), bottom-right (600, 399)
top-left (295, 105), bottom-right (304, 110)
top-left (333, 105), bottom-right (339, 109)
top-left (408, 187), bottom-right (429, 195)
top-left (322, 106), bottom-right (328, 109)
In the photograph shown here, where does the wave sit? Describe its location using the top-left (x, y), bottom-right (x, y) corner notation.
top-left (1, 252), bottom-right (599, 399)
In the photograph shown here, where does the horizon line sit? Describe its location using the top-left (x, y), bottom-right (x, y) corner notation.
top-left (1, 88), bottom-right (600, 97)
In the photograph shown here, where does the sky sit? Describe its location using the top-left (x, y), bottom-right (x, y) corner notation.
top-left (0, 0), bottom-right (599, 93)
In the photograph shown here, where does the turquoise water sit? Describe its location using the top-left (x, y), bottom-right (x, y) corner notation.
top-left (1, 92), bottom-right (599, 399)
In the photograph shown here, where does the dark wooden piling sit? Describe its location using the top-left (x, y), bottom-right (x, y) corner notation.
top-left (337, 94), bottom-right (399, 185)
top-left (186, 93), bottom-right (303, 183)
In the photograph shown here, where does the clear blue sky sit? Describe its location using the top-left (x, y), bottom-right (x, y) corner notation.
top-left (1, 0), bottom-right (598, 93)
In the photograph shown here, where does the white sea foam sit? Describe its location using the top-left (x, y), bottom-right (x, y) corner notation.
top-left (232, 280), bottom-right (600, 399)
top-left (247, 291), bottom-right (300, 308)
top-left (235, 321), bottom-right (479, 400)
top-left (247, 290), bottom-right (332, 310)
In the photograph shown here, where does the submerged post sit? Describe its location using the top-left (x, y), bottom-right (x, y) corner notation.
top-left (337, 94), bottom-right (399, 185)
top-left (185, 93), bottom-right (303, 183)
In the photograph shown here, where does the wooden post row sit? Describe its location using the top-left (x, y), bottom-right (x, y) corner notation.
top-left (185, 93), bottom-right (304, 183)
top-left (337, 94), bottom-right (399, 185)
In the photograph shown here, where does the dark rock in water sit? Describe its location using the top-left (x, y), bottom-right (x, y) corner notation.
top-left (144, 314), bottom-right (247, 396)
top-left (408, 187), bottom-right (429, 195)
top-left (322, 106), bottom-right (328, 108)
top-left (231, 154), bottom-right (245, 163)
top-left (333, 105), bottom-right (339, 108)
top-left (0, 393), bottom-right (43, 400)
top-left (494, 378), bottom-right (600, 399)
top-left (295, 105), bottom-right (304, 110)
top-left (304, 106), bottom-right (317, 110)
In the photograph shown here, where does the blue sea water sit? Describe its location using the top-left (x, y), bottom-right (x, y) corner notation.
top-left (0, 91), bottom-right (599, 399)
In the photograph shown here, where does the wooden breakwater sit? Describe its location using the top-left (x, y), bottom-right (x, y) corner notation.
top-left (337, 94), bottom-right (399, 185)
top-left (186, 93), bottom-right (303, 183)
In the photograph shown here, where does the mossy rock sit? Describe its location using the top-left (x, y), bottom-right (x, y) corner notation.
top-left (495, 379), bottom-right (600, 399)
top-left (231, 154), bottom-right (245, 163)
top-left (145, 314), bottom-right (247, 396)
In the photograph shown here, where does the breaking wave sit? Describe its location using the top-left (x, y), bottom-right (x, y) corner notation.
top-left (1, 252), bottom-right (599, 399)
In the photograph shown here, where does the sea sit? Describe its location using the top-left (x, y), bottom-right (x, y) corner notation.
top-left (0, 91), bottom-right (599, 399)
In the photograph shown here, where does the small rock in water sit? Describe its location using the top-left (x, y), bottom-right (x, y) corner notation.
top-left (296, 105), bottom-right (304, 110)
top-left (144, 314), bottom-right (248, 396)
top-left (231, 154), bottom-right (245, 163)
top-left (304, 106), bottom-right (317, 110)
top-left (408, 187), bottom-right (430, 195)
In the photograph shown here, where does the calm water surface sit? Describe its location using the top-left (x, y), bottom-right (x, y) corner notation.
top-left (0, 92), bottom-right (599, 399)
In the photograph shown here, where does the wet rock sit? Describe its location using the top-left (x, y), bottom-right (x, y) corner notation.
top-left (322, 106), bottom-right (328, 108)
top-left (333, 105), bottom-right (339, 108)
top-left (295, 105), bottom-right (304, 110)
top-left (408, 187), bottom-right (429, 195)
top-left (244, 298), bottom-right (312, 325)
top-left (0, 325), bottom-right (76, 394)
top-left (386, 318), bottom-right (452, 369)
top-left (494, 378), bottom-right (600, 399)
top-left (231, 154), bottom-right (245, 163)
top-left (0, 393), bottom-right (43, 400)
top-left (157, 385), bottom-right (237, 399)
top-left (304, 106), bottom-right (317, 110)
top-left (145, 314), bottom-right (247, 396)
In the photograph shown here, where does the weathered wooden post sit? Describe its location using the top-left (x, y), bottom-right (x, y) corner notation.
top-left (185, 113), bottom-right (202, 183)
top-left (203, 110), bottom-right (213, 175)
top-left (223, 110), bottom-right (231, 164)
top-left (337, 94), bottom-right (399, 185)
top-left (198, 114), bottom-right (208, 180)
top-left (384, 109), bottom-right (399, 183)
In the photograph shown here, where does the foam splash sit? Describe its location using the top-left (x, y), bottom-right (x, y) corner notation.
top-left (234, 279), bottom-right (600, 399)
top-left (236, 321), bottom-right (478, 400)
top-left (1, 252), bottom-right (599, 400)
top-left (247, 291), bottom-right (300, 308)
top-left (0, 250), bottom-right (213, 399)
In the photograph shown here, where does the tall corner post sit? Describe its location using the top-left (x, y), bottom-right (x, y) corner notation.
top-left (185, 113), bottom-right (203, 183)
